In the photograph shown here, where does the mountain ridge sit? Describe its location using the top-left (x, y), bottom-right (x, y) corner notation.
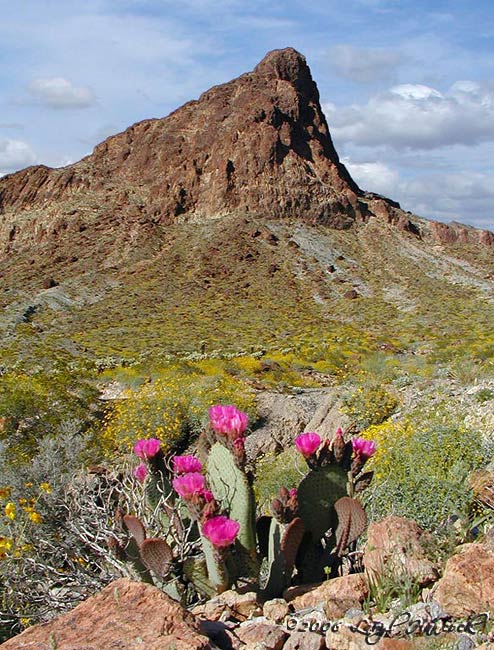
top-left (0, 48), bottom-right (493, 363)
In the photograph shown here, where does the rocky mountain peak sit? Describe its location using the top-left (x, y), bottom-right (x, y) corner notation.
top-left (0, 47), bottom-right (492, 270)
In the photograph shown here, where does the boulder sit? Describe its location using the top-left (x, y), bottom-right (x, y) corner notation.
top-left (288, 574), bottom-right (369, 618)
top-left (434, 542), bottom-right (494, 616)
top-left (0, 578), bottom-right (211, 650)
top-left (363, 516), bottom-right (439, 587)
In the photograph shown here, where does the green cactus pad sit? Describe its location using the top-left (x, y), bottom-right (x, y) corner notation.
top-left (263, 518), bottom-right (287, 598)
top-left (297, 465), bottom-right (348, 542)
top-left (200, 533), bottom-right (229, 593)
top-left (184, 556), bottom-right (217, 599)
top-left (206, 442), bottom-right (256, 554)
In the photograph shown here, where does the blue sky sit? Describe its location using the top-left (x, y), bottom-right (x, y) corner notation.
top-left (1, 0), bottom-right (493, 229)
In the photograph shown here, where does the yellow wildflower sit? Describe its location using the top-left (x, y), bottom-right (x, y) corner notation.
top-left (5, 502), bottom-right (16, 520)
top-left (39, 482), bottom-right (52, 494)
top-left (28, 511), bottom-right (42, 524)
top-left (0, 487), bottom-right (11, 499)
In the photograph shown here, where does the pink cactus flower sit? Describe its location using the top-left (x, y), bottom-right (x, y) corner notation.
top-left (172, 472), bottom-right (206, 500)
top-left (202, 515), bottom-right (240, 548)
top-left (172, 455), bottom-right (203, 474)
top-left (133, 463), bottom-right (148, 483)
top-left (352, 437), bottom-right (376, 459)
top-left (289, 488), bottom-right (297, 498)
top-left (133, 438), bottom-right (161, 459)
top-left (202, 490), bottom-right (215, 503)
top-left (335, 427), bottom-right (344, 437)
top-left (294, 432), bottom-right (321, 457)
top-left (233, 437), bottom-right (245, 449)
top-left (209, 404), bottom-right (248, 439)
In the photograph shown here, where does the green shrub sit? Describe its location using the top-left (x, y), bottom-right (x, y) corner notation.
top-left (361, 414), bottom-right (494, 530)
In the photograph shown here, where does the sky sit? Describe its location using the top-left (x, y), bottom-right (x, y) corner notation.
top-left (1, 0), bottom-right (493, 230)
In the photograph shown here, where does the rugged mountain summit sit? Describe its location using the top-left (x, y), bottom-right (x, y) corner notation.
top-left (1, 47), bottom-right (491, 263)
top-left (0, 48), bottom-right (493, 360)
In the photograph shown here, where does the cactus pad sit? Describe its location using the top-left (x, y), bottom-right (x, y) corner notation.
top-left (123, 514), bottom-right (146, 547)
top-left (334, 496), bottom-right (367, 556)
top-left (206, 442), bottom-right (256, 553)
top-left (140, 538), bottom-right (173, 578)
top-left (280, 517), bottom-right (305, 572)
top-left (297, 465), bottom-right (348, 542)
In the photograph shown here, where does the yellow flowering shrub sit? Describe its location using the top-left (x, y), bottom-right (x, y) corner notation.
top-left (100, 367), bottom-right (256, 456)
top-left (360, 413), bottom-right (494, 530)
top-left (341, 383), bottom-right (398, 428)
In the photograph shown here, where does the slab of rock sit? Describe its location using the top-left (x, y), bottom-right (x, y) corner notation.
top-left (363, 516), bottom-right (439, 587)
top-left (246, 389), bottom-right (328, 459)
top-left (263, 598), bottom-right (290, 623)
top-left (0, 579), bottom-right (211, 650)
top-left (434, 542), bottom-right (494, 616)
top-left (284, 630), bottom-right (326, 649)
top-left (289, 574), bottom-right (369, 618)
top-left (216, 590), bottom-right (262, 620)
top-left (234, 622), bottom-right (288, 649)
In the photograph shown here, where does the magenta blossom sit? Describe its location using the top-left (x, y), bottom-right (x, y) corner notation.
top-left (133, 438), bottom-right (161, 459)
top-left (202, 490), bottom-right (214, 503)
top-left (209, 405), bottom-right (248, 439)
top-left (295, 432), bottom-right (321, 457)
top-left (289, 488), bottom-right (297, 499)
top-left (172, 455), bottom-right (203, 474)
top-left (133, 463), bottom-right (148, 483)
top-left (202, 515), bottom-right (240, 548)
top-left (172, 472), bottom-right (206, 500)
top-left (352, 437), bottom-right (376, 459)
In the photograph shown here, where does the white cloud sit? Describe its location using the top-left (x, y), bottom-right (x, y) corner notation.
top-left (0, 139), bottom-right (36, 173)
top-left (329, 44), bottom-right (402, 83)
top-left (343, 155), bottom-right (494, 229)
top-left (28, 77), bottom-right (95, 109)
top-left (342, 157), bottom-right (400, 196)
top-left (324, 80), bottom-right (494, 150)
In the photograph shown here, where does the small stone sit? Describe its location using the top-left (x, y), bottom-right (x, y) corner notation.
top-left (284, 631), bottom-right (325, 650)
top-left (217, 590), bottom-right (262, 620)
top-left (234, 622), bottom-right (288, 650)
top-left (290, 574), bottom-right (369, 619)
top-left (263, 598), bottom-right (290, 624)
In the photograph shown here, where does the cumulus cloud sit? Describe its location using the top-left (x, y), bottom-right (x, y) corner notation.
top-left (28, 77), bottom-right (95, 109)
top-left (343, 155), bottom-right (494, 229)
top-left (324, 80), bottom-right (494, 150)
top-left (329, 44), bottom-right (402, 83)
top-left (342, 157), bottom-right (400, 196)
top-left (0, 139), bottom-right (36, 173)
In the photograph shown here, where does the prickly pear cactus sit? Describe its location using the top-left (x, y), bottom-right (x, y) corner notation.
top-left (206, 442), bottom-right (258, 580)
top-left (297, 464), bottom-right (348, 541)
top-left (263, 516), bottom-right (305, 599)
top-left (200, 533), bottom-right (229, 593)
top-left (183, 556), bottom-right (216, 598)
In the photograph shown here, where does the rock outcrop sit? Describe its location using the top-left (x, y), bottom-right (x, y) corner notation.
top-left (0, 578), bottom-right (211, 650)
